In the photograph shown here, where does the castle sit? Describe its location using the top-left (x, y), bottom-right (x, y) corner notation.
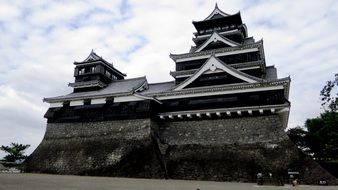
top-left (26, 4), bottom-right (337, 184)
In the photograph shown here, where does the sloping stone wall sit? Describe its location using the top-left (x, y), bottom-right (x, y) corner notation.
top-left (155, 115), bottom-right (338, 184)
top-left (25, 116), bottom-right (338, 184)
top-left (25, 119), bottom-right (163, 178)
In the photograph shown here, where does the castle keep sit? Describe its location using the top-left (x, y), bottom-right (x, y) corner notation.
top-left (26, 5), bottom-right (337, 183)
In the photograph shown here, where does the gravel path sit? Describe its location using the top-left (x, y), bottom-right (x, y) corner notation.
top-left (0, 173), bottom-right (336, 190)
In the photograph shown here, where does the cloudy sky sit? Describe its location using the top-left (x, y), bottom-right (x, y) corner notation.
top-left (0, 0), bottom-right (337, 158)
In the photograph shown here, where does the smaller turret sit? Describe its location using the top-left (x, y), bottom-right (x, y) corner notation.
top-left (69, 50), bottom-right (126, 92)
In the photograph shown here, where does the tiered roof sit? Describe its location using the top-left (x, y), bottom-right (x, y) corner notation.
top-left (74, 50), bottom-right (126, 78)
top-left (170, 40), bottom-right (263, 61)
top-left (44, 5), bottom-right (290, 126)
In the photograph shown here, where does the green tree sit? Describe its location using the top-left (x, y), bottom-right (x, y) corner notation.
top-left (288, 74), bottom-right (338, 160)
top-left (306, 112), bottom-right (338, 160)
top-left (0, 143), bottom-right (30, 163)
top-left (288, 74), bottom-right (338, 177)
top-left (320, 73), bottom-right (338, 111)
top-left (287, 126), bottom-right (307, 150)
top-left (288, 112), bottom-right (338, 160)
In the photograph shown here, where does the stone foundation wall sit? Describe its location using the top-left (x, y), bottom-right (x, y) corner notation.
top-left (25, 119), bottom-right (163, 178)
top-left (25, 116), bottom-right (338, 184)
top-left (156, 115), bottom-right (338, 184)
top-left (158, 115), bottom-right (286, 145)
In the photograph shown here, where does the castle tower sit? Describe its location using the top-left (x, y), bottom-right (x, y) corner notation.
top-left (160, 5), bottom-right (290, 126)
top-left (70, 50), bottom-right (126, 92)
top-left (152, 4), bottom-right (292, 181)
top-left (25, 4), bottom-right (337, 184)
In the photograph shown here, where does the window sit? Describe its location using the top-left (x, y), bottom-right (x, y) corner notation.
top-left (91, 66), bottom-right (96, 73)
top-left (188, 97), bottom-right (238, 105)
top-left (106, 97), bottom-right (114, 104)
top-left (83, 99), bottom-right (91, 105)
top-left (79, 68), bottom-right (85, 75)
top-left (249, 95), bottom-right (259, 101)
top-left (63, 101), bottom-right (70, 107)
top-left (214, 26), bottom-right (221, 31)
top-left (105, 70), bottom-right (111, 78)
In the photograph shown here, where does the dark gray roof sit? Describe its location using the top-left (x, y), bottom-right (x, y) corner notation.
top-left (265, 66), bottom-right (278, 80)
top-left (74, 50), bottom-right (126, 77)
top-left (142, 81), bottom-right (175, 95)
top-left (44, 77), bottom-right (147, 102)
top-left (44, 77), bottom-right (176, 102)
top-left (170, 40), bottom-right (263, 61)
top-left (193, 31), bottom-right (241, 52)
top-left (243, 37), bottom-right (255, 44)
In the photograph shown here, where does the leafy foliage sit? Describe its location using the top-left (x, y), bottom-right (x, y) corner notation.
top-left (0, 143), bottom-right (30, 162)
top-left (287, 126), bottom-right (308, 151)
top-left (288, 111), bottom-right (338, 160)
top-left (288, 74), bottom-right (338, 177)
top-left (320, 73), bottom-right (338, 111)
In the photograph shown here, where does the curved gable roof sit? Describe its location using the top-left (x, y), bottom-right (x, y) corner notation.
top-left (195, 32), bottom-right (241, 52)
top-left (83, 50), bottom-right (101, 62)
top-left (173, 56), bottom-right (263, 91)
top-left (204, 3), bottom-right (229, 20)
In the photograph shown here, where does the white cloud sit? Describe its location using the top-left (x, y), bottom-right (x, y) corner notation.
top-left (28, 1), bottom-right (91, 26)
top-left (0, 0), bottom-right (338, 158)
top-left (0, 2), bottom-right (20, 21)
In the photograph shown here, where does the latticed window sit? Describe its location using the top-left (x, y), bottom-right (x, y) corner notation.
top-left (79, 68), bottom-right (85, 75)
top-left (105, 70), bottom-right (111, 78)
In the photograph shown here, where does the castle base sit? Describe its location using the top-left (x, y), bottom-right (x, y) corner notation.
top-left (25, 116), bottom-right (338, 184)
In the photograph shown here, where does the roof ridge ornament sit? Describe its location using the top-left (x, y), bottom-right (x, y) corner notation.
top-left (203, 3), bottom-right (230, 21)
top-left (82, 49), bottom-right (102, 62)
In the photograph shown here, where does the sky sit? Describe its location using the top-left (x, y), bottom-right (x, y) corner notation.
top-left (0, 0), bottom-right (337, 158)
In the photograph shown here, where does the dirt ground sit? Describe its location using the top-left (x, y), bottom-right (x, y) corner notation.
top-left (0, 173), bottom-right (337, 190)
